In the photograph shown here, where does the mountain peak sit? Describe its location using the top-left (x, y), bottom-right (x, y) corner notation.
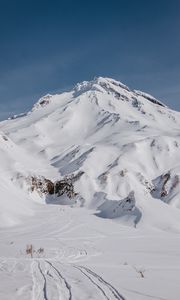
top-left (72, 76), bottom-right (168, 111)
top-left (95, 76), bottom-right (130, 91)
top-left (29, 76), bottom-right (167, 115)
top-left (73, 76), bottom-right (130, 96)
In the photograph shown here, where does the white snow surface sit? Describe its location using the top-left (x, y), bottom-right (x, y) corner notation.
top-left (0, 76), bottom-right (180, 299)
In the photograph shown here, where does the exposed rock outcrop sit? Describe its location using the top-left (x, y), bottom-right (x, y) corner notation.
top-left (152, 171), bottom-right (180, 205)
top-left (30, 176), bottom-right (54, 195)
top-left (29, 175), bottom-right (78, 199)
top-left (29, 171), bottom-right (83, 197)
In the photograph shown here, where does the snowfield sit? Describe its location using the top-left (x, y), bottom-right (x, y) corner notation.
top-left (0, 76), bottom-right (180, 299)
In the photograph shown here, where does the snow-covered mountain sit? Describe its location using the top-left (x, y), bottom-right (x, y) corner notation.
top-left (1, 76), bottom-right (180, 300)
top-left (0, 76), bottom-right (180, 229)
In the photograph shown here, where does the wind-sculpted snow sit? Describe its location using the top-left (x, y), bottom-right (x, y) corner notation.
top-left (0, 76), bottom-right (180, 230)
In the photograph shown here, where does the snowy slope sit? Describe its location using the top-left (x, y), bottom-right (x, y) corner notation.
top-left (0, 131), bottom-right (58, 227)
top-left (0, 76), bottom-right (180, 229)
top-left (0, 132), bottom-right (34, 227)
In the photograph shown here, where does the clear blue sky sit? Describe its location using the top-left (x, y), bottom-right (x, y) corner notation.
top-left (0, 0), bottom-right (179, 120)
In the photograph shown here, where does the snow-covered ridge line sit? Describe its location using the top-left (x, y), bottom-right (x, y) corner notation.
top-left (134, 90), bottom-right (167, 107)
top-left (31, 76), bottom-right (168, 114)
top-left (10, 77), bottom-right (168, 118)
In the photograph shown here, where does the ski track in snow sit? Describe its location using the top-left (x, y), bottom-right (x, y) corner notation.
top-left (45, 261), bottom-right (72, 300)
top-left (30, 260), bottom-right (125, 300)
top-left (74, 265), bottom-right (126, 300)
top-left (31, 260), bottom-right (72, 300)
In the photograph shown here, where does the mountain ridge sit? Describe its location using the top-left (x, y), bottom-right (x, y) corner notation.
top-left (6, 77), bottom-right (170, 120)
